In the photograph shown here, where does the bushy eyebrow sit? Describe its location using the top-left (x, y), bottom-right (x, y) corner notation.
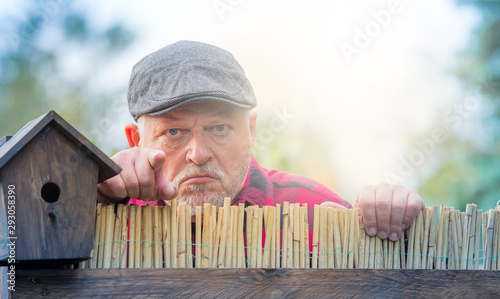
top-left (147, 105), bottom-right (246, 132)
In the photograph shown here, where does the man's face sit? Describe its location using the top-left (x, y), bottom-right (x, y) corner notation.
top-left (138, 101), bottom-right (256, 209)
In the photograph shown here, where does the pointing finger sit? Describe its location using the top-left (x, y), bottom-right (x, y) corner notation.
top-left (147, 150), bottom-right (177, 200)
top-left (148, 150), bottom-right (166, 172)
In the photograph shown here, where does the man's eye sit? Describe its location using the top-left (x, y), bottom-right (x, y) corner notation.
top-left (168, 129), bottom-right (179, 136)
top-left (215, 125), bottom-right (226, 132)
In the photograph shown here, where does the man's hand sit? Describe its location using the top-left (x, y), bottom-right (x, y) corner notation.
top-left (355, 183), bottom-right (424, 241)
top-left (97, 147), bottom-right (177, 204)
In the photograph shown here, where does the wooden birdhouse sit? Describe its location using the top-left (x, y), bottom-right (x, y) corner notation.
top-left (0, 110), bottom-right (121, 267)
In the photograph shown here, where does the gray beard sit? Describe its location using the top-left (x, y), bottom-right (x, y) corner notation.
top-left (173, 155), bottom-right (251, 215)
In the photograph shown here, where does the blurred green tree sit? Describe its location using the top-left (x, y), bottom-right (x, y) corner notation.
top-left (0, 2), bottom-right (135, 153)
top-left (417, 1), bottom-right (500, 212)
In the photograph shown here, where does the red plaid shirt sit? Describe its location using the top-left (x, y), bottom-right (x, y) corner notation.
top-left (129, 155), bottom-right (351, 209)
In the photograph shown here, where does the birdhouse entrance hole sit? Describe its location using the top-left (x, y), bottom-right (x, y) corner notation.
top-left (41, 182), bottom-right (61, 203)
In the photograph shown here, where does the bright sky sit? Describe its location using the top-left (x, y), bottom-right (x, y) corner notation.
top-left (1, 0), bottom-right (480, 201)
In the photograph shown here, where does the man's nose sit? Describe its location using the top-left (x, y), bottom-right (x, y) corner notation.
top-left (185, 135), bottom-right (211, 165)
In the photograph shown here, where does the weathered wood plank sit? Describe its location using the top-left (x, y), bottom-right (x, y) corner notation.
top-left (13, 269), bottom-right (500, 298)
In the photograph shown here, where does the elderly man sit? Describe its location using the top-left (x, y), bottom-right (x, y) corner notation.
top-left (97, 40), bottom-right (424, 241)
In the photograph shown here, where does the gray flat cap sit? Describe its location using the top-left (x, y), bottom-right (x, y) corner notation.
top-left (128, 40), bottom-right (257, 121)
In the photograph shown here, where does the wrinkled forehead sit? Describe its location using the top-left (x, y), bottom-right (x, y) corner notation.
top-left (140, 100), bottom-right (250, 124)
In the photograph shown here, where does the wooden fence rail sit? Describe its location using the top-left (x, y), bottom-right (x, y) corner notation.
top-left (9, 268), bottom-right (500, 298)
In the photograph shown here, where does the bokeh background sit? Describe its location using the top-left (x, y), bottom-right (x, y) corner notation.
top-left (0, 0), bottom-right (499, 211)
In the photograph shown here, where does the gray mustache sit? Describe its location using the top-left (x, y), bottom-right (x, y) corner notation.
top-left (174, 165), bottom-right (225, 187)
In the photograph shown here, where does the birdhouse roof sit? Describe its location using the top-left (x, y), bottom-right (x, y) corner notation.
top-left (0, 110), bottom-right (121, 183)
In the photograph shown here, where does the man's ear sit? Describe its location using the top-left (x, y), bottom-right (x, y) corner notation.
top-left (249, 112), bottom-right (257, 147)
top-left (125, 123), bottom-right (141, 148)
